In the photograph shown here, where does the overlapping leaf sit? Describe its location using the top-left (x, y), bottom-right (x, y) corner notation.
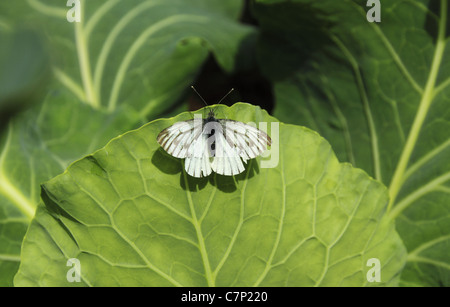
top-left (3, 0), bottom-right (253, 117)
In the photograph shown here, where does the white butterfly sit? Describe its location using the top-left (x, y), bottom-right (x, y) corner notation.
top-left (157, 93), bottom-right (271, 178)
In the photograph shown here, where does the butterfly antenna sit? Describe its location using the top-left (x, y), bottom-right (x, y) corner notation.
top-left (191, 86), bottom-right (209, 106)
top-left (216, 88), bottom-right (234, 120)
top-left (217, 88), bottom-right (234, 105)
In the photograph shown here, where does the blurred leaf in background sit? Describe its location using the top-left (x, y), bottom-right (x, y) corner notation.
top-left (0, 22), bottom-right (51, 286)
top-left (0, 0), bottom-right (254, 286)
top-left (253, 0), bottom-right (450, 286)
top-left (0, 27), bottom-right (50, 132)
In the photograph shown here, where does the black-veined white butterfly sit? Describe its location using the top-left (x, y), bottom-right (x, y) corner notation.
top-left (157, 88), bottom-right (271, 178)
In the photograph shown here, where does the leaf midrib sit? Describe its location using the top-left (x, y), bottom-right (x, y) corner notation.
top-left (75, 0), bottom-right (99, 108)
top-left (387, 0), bottom-right (448, 213)
top-left (183, 170), bottom-right (214, 287)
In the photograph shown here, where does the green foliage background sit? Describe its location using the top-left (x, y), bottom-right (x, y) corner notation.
top-left (0, 0), bottom-right (448, 286)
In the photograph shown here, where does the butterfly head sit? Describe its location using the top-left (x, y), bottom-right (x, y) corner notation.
top-left (206, 108), bottom-right (216, 121)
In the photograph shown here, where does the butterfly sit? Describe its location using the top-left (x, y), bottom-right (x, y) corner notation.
top-left (157, 88), bottom-right (271, 178)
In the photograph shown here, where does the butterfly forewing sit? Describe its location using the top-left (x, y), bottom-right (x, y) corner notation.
top-left (157, 119), bottom-right (203, 158)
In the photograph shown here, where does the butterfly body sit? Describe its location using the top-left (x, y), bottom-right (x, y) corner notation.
top-left (157, 108), bottom-right (271, 178)
top-left (203, 111), bottom-right (219, 153)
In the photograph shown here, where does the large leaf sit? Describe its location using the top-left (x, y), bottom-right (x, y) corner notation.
top-left (14, 103), bottom-right (406, 286)
top-left (253, 0), bottom-right (450, 285)
top-left (0, 90), bottom-right (136, 286)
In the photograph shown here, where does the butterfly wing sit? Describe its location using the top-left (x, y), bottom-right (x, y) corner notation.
top-left (157, 119), bottom-right (213, 178)
top-left (210, 127), bottom-right (245, 176)
top-left (184, 133), bottom-right (213, 178)
top-left (157, 118), bottom-right (271, 178)
top-left (219, 119), bottom-right (271, 163)
top-left (157, 119), bottom-right (200, 158)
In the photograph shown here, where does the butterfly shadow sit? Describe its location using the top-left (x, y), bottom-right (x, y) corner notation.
top-left (152, 148), bottom-right (184, 175)
top-left (152, 149), bottom-right (209, 191)
top-left (216, 159), bottom-right (260, 192)
top-left (188, 159), bottom-right (260, 193)
top-left (181, 160), bottom-right (259, 193)
top-left (152, 148), bottom-right (260, 193)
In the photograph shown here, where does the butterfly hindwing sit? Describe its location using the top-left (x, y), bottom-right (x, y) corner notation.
top-left (211, 129), bottom-right (245, 176)
top-left (219, 119), bottom-right (271, 162)
top-left (185, 132), bottom-right (213, 177)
